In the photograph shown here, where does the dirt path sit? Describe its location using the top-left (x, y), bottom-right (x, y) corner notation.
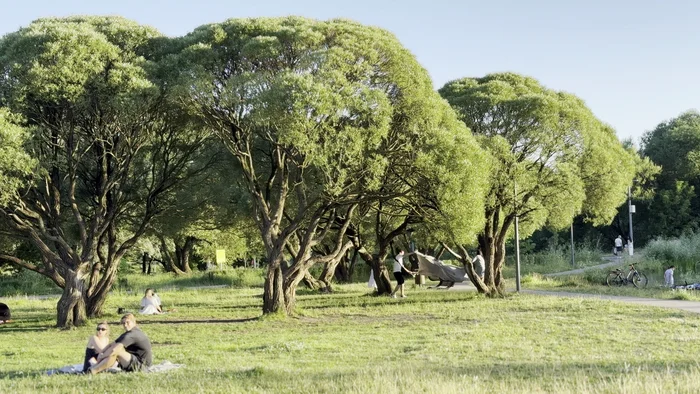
top-left (542, 256), bottom-right (625, 277)
top-left (444, 258), bottom-right (700, 314)
top-left (520, 289), bottom-right (700, 314)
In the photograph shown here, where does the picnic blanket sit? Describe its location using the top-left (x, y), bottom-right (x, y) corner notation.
top-left (415, 251), bottom-right (467, 283)
top-left (47, 360), bottom-right (184, 375)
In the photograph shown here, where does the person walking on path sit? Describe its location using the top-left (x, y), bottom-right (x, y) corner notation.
top-left (665, 266), bottom-right (675, 288)
top-left (389, 250), bottom-right (415, 298)
top-left (614, 236), bottom-right (624, 256)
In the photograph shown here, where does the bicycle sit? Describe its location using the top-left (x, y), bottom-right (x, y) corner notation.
top-left (606, 263), bottom-right (648, 288)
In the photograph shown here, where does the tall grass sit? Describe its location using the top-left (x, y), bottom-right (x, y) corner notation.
top-left (644, 233), bottom-right (700, 276)
top-left (0, 269), bottom-right (60, 296)
top-left (0, 268), bottom-right (267, 298)
top-left (503, 243), bottom-right (605, 277)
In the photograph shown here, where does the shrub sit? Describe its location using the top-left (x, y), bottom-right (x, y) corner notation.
top-left (644, 233), bottom-right (700, 274)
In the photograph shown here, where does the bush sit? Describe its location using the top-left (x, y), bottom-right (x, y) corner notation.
top-left (644, 233), bottom-right (700, 274)
top-left (503, 243), bottom-right (604, 277)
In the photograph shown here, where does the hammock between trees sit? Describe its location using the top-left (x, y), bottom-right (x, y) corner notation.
top-left (415, 252), bottom-right (467, 286)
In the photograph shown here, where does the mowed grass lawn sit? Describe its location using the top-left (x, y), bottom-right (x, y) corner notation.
top-left (2, 282), bottom-right (700, 393)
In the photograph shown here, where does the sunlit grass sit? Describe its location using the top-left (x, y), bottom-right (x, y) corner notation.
top-left (3, 280), bottom-right (700, 393)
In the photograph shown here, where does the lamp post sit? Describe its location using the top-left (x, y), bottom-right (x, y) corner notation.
top-left (570, 220), bottom-right (575, 266)
top-left (514, 181), bottom-right (521, 292)
top-left (628, 186), bottom-right (635, 256)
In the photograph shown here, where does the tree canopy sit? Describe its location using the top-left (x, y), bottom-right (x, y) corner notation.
top-left (0, 109), bottom-right (36, 207)
top-left (175, 17), bottom-right (489, 311)
top-left (440, 73), bottom-right (636, 293)
top-left (0, 16), bottom-right (210, 327)
top-left (640, 110), bottom-right (700, 237)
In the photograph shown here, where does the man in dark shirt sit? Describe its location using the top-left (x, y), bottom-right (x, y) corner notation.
top-left (88, 313), bottom-right (153, 374)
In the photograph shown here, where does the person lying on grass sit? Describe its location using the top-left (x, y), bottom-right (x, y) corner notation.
top-left (87, 313), bottom-right (153, 374)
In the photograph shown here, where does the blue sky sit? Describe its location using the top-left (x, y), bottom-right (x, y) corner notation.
top-left (1, 0), bottom-right (697, 144)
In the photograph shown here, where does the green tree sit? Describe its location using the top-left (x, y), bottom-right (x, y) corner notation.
top-left (641, 111), bottom-right (700, 238)
top-left (0, 17), bottom-right (210, 327)
top-left (349, 98), bottom-right (489, 295)
top-left (0, 109), bottom-right (36, 206)
top-left (176, 17), bottom-right (488, 314)
top-left (440, 73), bottom-right (635, 294)
top-left (0, 109), bottom-right (38, 275)
top-left (146, 146), bottom-right (241, 274)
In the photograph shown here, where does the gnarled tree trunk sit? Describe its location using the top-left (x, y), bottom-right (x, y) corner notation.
top-left (263, 257), bottom-right (285, 314)
top-left (57, 269), bottom-right (87, 328)
top-left (302, 271), bottom-right (322, 290)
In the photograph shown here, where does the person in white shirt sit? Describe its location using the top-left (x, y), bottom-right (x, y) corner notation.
top-left (665, 266), bottom-right (675, 288)
top-left (472, 248), bottom-right (485, 280)
top-left (367, 269), bottom-right (377, 290)
top-left (139, 288), bottom-right (162, 315)
top-left (389, 250), bottom-right (415, 298)
top-left (614, 236), bottom-right (623, 256)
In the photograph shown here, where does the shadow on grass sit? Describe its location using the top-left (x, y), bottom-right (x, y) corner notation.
top-left (0, 325), bottom-right (54, 332)
top-left (139, 317), bottom-right (260, 325)
top-left (296, 292), bottom-right (484, 311)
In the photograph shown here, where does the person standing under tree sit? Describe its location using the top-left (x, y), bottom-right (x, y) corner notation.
top-left (389, 250), bottom-right (415, 298)
top-left (472, 248), bottom-right (485, 280)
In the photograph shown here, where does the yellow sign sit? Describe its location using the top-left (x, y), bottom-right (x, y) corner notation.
top-left (215, 249), bottom-right (226, 264)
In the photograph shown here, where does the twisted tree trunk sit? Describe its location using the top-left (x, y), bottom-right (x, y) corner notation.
top-left (57, 269), bottom-right (87, 328)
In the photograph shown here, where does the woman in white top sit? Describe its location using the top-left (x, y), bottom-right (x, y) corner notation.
top-left (140, 288), bottom-right (162, 315)
top-left (389, 250), bottom-right (415, 298)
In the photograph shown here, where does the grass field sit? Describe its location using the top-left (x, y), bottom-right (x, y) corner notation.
top-left (3, 274), bottom-right (700, 393)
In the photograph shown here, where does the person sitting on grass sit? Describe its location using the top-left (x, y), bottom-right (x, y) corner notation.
top-left (139, 288), bottom-right (162, 315)
top-left (87, 313), bottom-right (152, 374)
top-left (0, 302), bottom-right (10, 324)
top-left (82, 321), bottom-right (117, 372)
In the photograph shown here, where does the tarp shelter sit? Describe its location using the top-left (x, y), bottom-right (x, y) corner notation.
top-left (415, 252), bottom-right (467, 283)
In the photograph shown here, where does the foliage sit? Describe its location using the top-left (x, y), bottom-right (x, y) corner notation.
top-left (640, 111), bottom-right (700, 240)
top-left (642, 111), bottom-right (700, 186)
top-left (0, 16), bottom-right (211, 327)
top-left (503, 242), bottom-right (605, 277)
top-left (439, 73), bottom-right (636, 293)
top-left (644, 232), bottom-right (700, 275)
top-left (0, 109), bottom-right (37, 207)
top-left (0, 268), bottom-right (59, 296)
top-left (175, 16), bottom-right (489, 311)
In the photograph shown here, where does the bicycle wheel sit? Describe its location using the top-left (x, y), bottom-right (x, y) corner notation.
top-left (606, 273), bottom-right (623, 286)
top-left (632, 272), bottom-right (648, 288)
